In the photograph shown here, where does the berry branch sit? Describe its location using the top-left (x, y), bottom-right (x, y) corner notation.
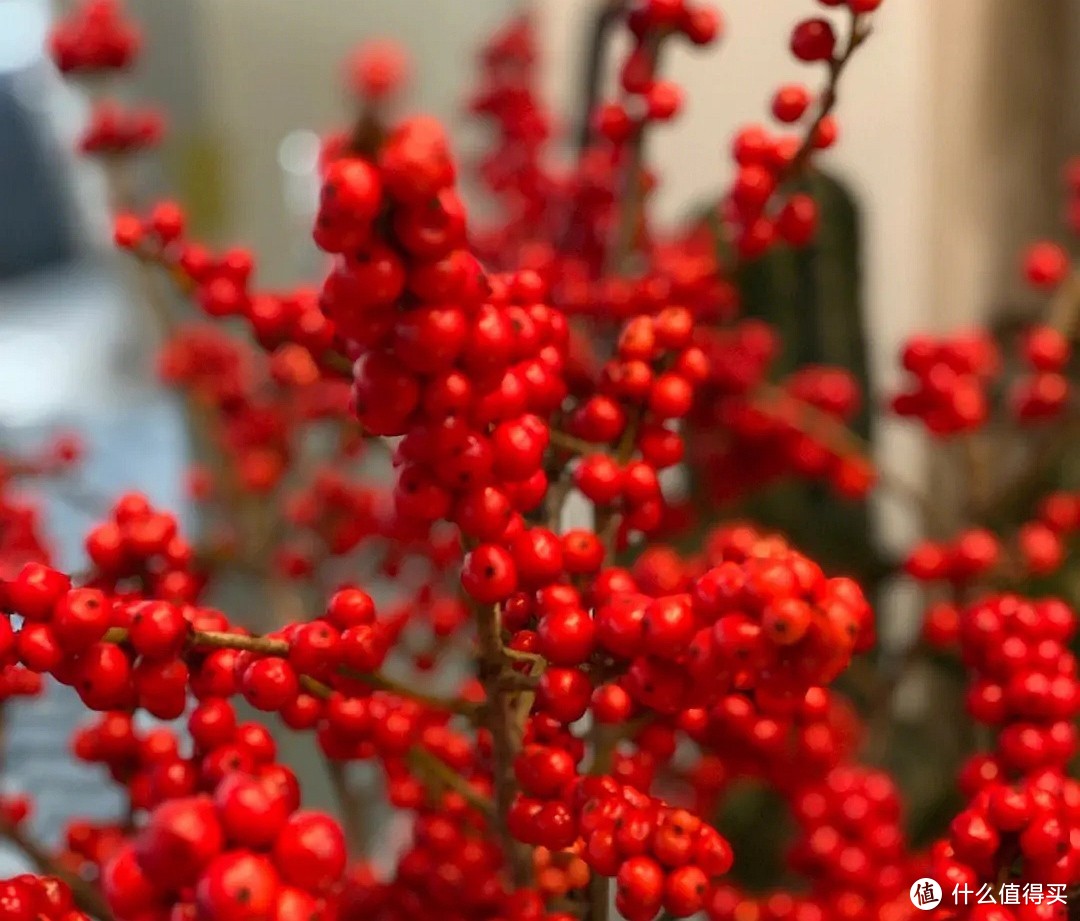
top-left (783, 8), bottom-right (871, 183)
top-left (7, 3), bottom-right (1079, 921)
top-left (0, 816), bottom-right (115, 920)
top-left (474, 600), bottom-right (533, 887)
top-left (574, 0), bottom-right (628, 153)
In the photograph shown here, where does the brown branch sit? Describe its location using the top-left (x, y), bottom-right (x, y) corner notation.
top-left (586, 720), bottom-right (616, 921)
top-left (549, 430), bottom-right (608, 455)
top-left (407, 746), bottom-right (495, 818)
top-left (474, 602), bottom-right (533, 887)
top-left (1046, 268), bottom-right (1080, 337)
top-left (339, 667), bottom-right (480, 717)
top-left (98, 627), bottom-right (475, 716)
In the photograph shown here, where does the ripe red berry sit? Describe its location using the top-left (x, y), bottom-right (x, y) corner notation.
top-left (241, 658), bottom-right (300, 712)
top-left (1023, 241), bottom-right (1070, 289)
top-left (135, 795), bottom-right (224, 889)
top-left (461, 544), bottom-right (518, 603)
top-left (772, 83), bottom-right (811, 122)
top-left (272, 811), bottom-right (347, 891)
top-left (196, 851), bottom-right (280, 921)
top-left (128, 600), bottom-right (189, 659)
top-left (790, 18), bottom-right (836, 62)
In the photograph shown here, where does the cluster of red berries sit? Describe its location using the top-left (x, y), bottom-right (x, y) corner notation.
top-left (158, 326), bottom-right (352, 497)
top-left (1012, 325), bottom-right (1072, 422)
top-left (923, 594), bottom-right (1080, 905)
top-left (693, 686), bottom-right (860, 795)
top-left (48, 0), bottom-right (140, 74)
top-left (708, 765), bottom-right (909, 921)
top-left (593, 1), bottom-right (721, 144)
top-left (344, 40), bottom-right (410, 103)
top-left (314, 122), bottom-right (578, 571)
top-left (957, 595), bottom-right (1078, 764)
top-left (113, 205), bottom-right (340, 367)
top-left (903, 528), bottom-right (1001, 586)
top-left (0, 875), bottom-right (88, 921)
top-left (684, 527), bottom-right (872, 699)
top-left (0, 486), bottom-right (51, 585)
top-left (691, 322), bottom-right (873, 502)
top-left (1008, 489), bottom-right (1080, 578)
top-left (467, 16), bottom-right (552, 267)
top-left (563, 308), bottom-right (706, 540)
top-left (341, 829), bottom-right (574, 921)
top-left (82, 493), bottom-right (202, 602)
top-left (891, 331), bottom-right (1000, 435)
top-left (104, 795), bottom-right (345, 921)
top-left (721, 124), bottom-right (824, 260)
top-left (788, 766), bottom-right (907, 907)
top-left (0, 437), bottom-right (80, 582)
top-left (78, 100), bottom-right (165, 155)
top-left (568, 777), bottom-right (733, 921)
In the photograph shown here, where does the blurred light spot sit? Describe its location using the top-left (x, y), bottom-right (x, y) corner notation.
top-left (0, 0), bottom-right (48, 75)
top-left (278, 129), bottom-right (320, 177)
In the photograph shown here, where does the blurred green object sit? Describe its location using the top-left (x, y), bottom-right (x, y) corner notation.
top-left (696, 171), bottom-right (886, 585)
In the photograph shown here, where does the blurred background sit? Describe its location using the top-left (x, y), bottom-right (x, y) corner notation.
top-left (1, 0), bottom-right (1078, 872)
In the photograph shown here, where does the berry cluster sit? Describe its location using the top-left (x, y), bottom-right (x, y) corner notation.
top-left (697, 342), bottom-right (873, 502)
top-left (593, 1), bottom-right (721, 143)
top-left (574, 778), bottom-right (733, 921)
top-left (78, 100), bottom-right (165, 156)
top-left (904, 528), bottom-right (1001, 587)
top-left (13, 2), bottom-right (1080, 921)
top-left (891, 332), bottom-right (1000, 435)
top-left (1012, 325), bottom-right (1072, 422)
top-left (0, 875), bottom-right (88, 921)
top-left (103, 797), bottom-right (345, 921)
top-left (82, 493), bottom-right (202, 602)
top-left (48, 0), bottom-right (140, 74)
top-left (315, 124), bottom-right (575, 564)
top-left (926, 594), bottom-right (1080, 905)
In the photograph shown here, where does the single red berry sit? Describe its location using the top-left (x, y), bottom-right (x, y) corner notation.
top-left (196, 851), bottom-right (280, 921)
top-left (790, 18), bottom-right (836, 62)
top-left (461, 544), bottom-right (518, 603)
top-left (272, 811), bottom-right (347, 891)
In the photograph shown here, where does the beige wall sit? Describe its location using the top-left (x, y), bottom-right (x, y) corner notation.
top-left (182, 0), bottom-right (515, 285)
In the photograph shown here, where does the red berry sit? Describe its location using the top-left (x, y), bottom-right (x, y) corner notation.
top-left (272, 811), bottom-right (347, 891)
top-left (790, 18), bottom-right (836, 62)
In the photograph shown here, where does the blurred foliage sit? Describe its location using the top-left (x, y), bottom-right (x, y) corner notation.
top-left (683, 171), bottom-right (885, 587)
top-left (167, 132), bottom-right (228, 238)
top-left (729, 172), bottom-right (881, 584)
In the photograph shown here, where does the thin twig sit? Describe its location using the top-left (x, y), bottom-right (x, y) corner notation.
top-left (781, 10), bottom-right (872, 184)
top-left (473, 601), bottom-right (532, 887)
top-left (408, 746), bottom-right (496, 818)
top-left (98, 627), bottom-right (475, 716)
